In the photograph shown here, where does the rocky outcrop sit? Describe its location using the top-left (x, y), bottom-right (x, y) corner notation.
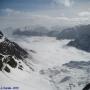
top-left (0, 31), bottom-right (28, 73)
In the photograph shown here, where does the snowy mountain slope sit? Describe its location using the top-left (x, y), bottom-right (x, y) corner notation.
top-left (14, 36), bottom-right (90, 90)
top-left (0, 34), bottom-right (90, 90)
top-left (0, 32), bottom-right (54, 90)
top-left (40, 61), bottom-right (90, 90)
top-left (0, 68), bottom-right (53, 90)
top-left (0, 31), bottom-right (32, 73)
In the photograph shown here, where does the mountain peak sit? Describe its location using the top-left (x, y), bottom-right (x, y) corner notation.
top-left (0, 31), bottom-right (3, 39)
top-left (0, 31), bottom-right (29, 73)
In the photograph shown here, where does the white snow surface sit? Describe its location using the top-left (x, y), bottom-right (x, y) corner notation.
top-left (0, 36), bottom-right (90, 90)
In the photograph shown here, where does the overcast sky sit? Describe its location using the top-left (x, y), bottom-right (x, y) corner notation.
top-left (0, 0), bottom-right (90, 29)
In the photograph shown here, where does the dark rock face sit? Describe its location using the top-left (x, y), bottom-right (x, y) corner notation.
top-left (0, 55), bottom-right (18, 70)
top-left (18, 65), bottom-right (23, 70)
top-left (0, 60), bottom-right (3, 71)
top-left (4, 66), bottom-right (10, 73)
top-left (83, 83), bottom-right (90, 90)
top-left (0, 31), bottom-right (4, 39)
top-left (7, 56), bottom-right (17, 68)
top-left (0, 38), bottom-right (28, 59)
top-left (0, 31), bottom-right (28, 72)
top-left (0, 55), bottom-right (4, 70)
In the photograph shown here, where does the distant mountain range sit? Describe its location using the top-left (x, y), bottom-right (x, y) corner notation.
top-left (67, 25), bottom-right (90, 52)
top-left (12, 24), bottom-right (90, 52)
top-left (12, 26), bottom-right (63, 37)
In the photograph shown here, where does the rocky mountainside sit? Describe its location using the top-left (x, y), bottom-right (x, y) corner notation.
top-left (68, 32), bottom-right (90, 52)
top-left (57, 24), bottom-right (90, 40)
top-left (56, 27), bottom-right (78, 39)
top-left (0, 31), bottom-right (30, 73)
top-left (55, 24), bottom-right (90, 52)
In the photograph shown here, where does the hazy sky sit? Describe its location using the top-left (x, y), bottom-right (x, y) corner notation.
top-left (0, 0), bottom-right (90, 29)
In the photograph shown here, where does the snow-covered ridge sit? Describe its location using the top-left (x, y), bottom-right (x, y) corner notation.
top-left (40, 61), bottom-right (90, 90)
